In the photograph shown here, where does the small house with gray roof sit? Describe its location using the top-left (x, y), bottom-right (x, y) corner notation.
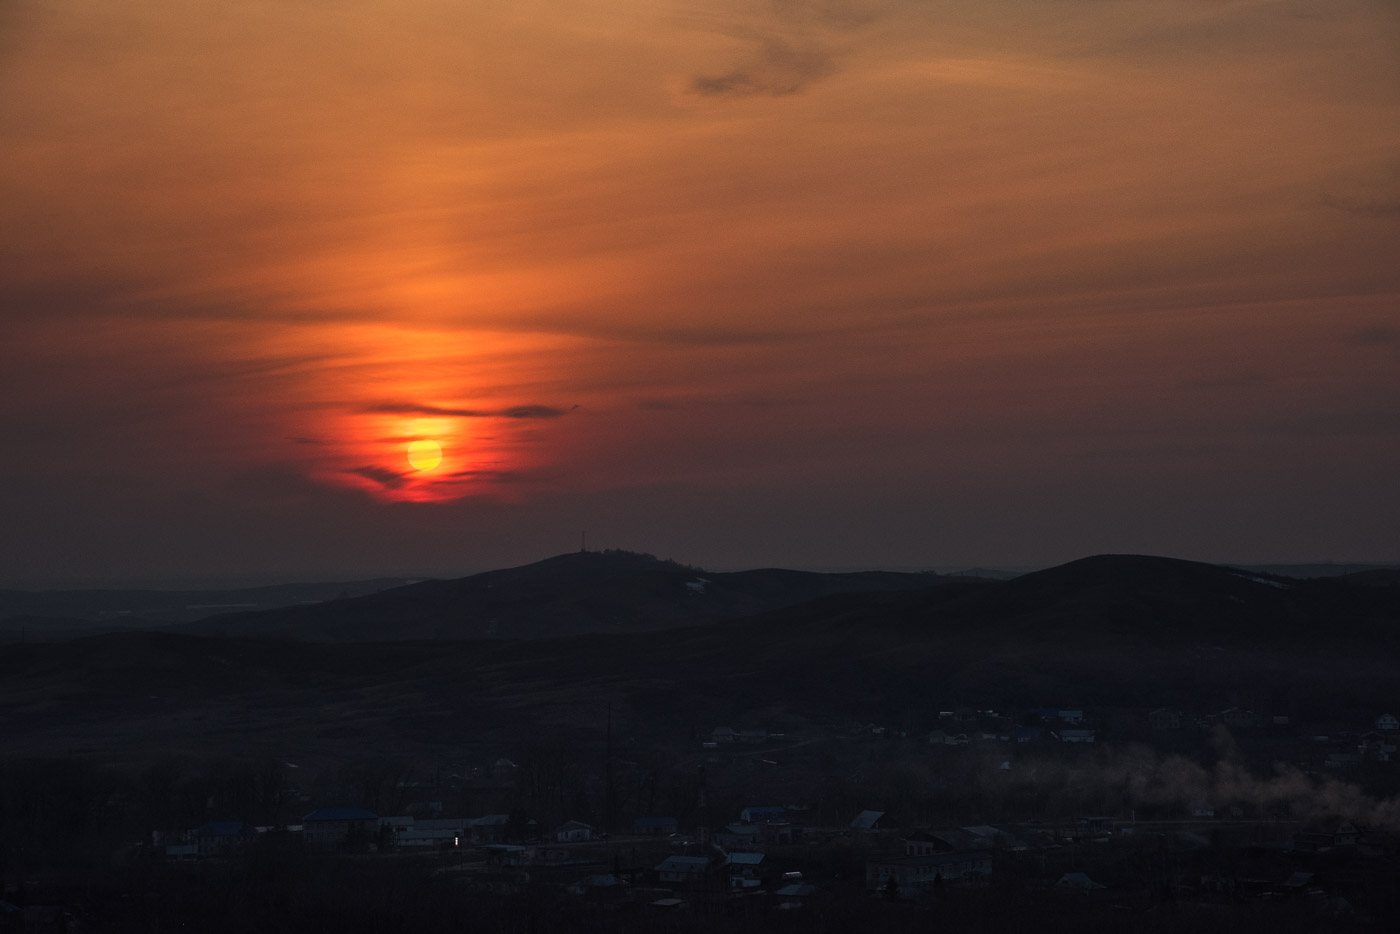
top-left (303, 807), bottom-right (378, 850)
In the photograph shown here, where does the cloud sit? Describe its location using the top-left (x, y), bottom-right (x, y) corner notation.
top-left (347, 465), bottom-right (409, 489)
top-left (501, 405), bottom-right (577, 419)
top-left (1347, 324), bottom-right (1399, 346)
top-left (360, 403), bottom-right (574, 419)
top-left (690, 0), bottom-right (882, 98)
top-left (1321, 193), bottom-right (1400, 218)
top-left (1181, 372), bottom-right (1270, 391)
top-left (693, 36), bottom-right (837, 97)
top-left (448, 469), bottom-right (528, 483)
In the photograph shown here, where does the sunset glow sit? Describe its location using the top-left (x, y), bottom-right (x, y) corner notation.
top-left (2, 0), bottom-right (1398, 582)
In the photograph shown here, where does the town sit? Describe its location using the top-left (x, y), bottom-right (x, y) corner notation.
top-left (7, 703), bottom-right (1399, 931)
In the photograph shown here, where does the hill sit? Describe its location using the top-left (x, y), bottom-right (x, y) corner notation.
top-left (4, 554), bottom-right (1400, 766)
top-left (0, 577), bottom-right (420, 638)
top-left (177, 549), bottom-right (945, 641)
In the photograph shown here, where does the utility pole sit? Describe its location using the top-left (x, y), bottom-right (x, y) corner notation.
top-left (580, 530), bottom-right (587, 553)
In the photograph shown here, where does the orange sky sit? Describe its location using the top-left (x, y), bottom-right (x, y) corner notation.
top-left (2, 1), bottom-right (1398, 582)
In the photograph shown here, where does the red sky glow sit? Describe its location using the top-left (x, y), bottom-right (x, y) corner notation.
top-left (2, 0), bottom-right (1398, 584)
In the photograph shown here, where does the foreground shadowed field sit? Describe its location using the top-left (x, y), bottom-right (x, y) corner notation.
top-left (4, 555), bottom-right (1400, 930)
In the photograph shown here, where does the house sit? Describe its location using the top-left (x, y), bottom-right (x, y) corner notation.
top-left (394, 817), bottom-right (469, 849)
top-left (740, 806), bottom-right (786, 823)
top-left (1059, 710), bottom-right (1084, 724)
top-left (736, 729), bottom-right (768, 744)
top-left (1189, 800), bottom-right (1215, 819)
top-left (472, 813), bottom-right (512, 843)
top-left (918, 829), bottom-right (980, 853)
top-left (758, 820), bottom-right (796, 844)
top-left (726, 851), bottom-right (764, 869)
top-left (482, 843), bottom-right (529, 866)
top-left (714, 822), bottom-right (759, 849)
top-left (1014, 726), bottom-right (1044, 743)
top-left (1149, 709), bottom-right (1181, 729)
top-left (1059, 729), bottom-right (1096, 743)
top-left (164, 842), bottom-right (198, 860)
top-left (380, 816), bottom-right (415, 837)
top-left (634, 816), bottom-right (678, 836)
top-left (302, 808), bottom-right (379, 850)
top-left (1294, 822), bottom-right (1362, 852)
top-left (1077, 816), bottom-right (1113, 836)
top-left (850, 810), bottom-right (886, 831)
top-left (712, 727), bottom-right (736, 744)
top-left (194, 821), bottom-right (246, 856)
top-left (929, 728), bottom-right (974, 745)
top-left (726, 852), bottom-right (764, 885)
top-left (655, 855), bottom-right (711, 884)
top-left (556, 820), bottom-right (592, 843)
top-left (1221, 708), bottom-right (1256, 729)
top-left (902, 831), bottom-right (944, 856)
top-left (962, 825), bottom-right (1019, 848)
top-left (866, 852), bottom-right (992, 895)
top-left (1377, 713), bottom-right (1399, 732)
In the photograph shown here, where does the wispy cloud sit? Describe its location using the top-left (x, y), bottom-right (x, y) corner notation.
top-left (1321, 193), bottom-right (1400, 218)
top-left (691, 0), bottom-right (882, 98)
top-left (693, 36), bottom-right (837, 97)
top-left (448, 468), bottom-right (527, 482)
top-left (359, 403), bottom-right (574, 419)
top-left (1347, 324), bottom-right (1399, 346)
top-left (347, 465), bottom-right (409, 489)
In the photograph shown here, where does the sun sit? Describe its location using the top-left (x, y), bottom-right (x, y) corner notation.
top-left (406, 439), bottom-right (443, 471)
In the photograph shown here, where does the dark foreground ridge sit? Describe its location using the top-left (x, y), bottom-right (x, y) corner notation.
top-left (4, 553), bottom-right (1400, 931)
top-left (3, 553), bottom-right (1398, 759)
top-left (176, 548), bottom-right (948, 641)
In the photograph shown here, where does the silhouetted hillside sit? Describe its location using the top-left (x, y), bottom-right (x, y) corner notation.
top-left (4, 554), bottom-right (1400, 764)
top-left (178, 549), bottom-right (944, 641)
top-left (0, 577), bottom-right (419, 634)
top-left (1339, 568), bottom-right (1400, 588)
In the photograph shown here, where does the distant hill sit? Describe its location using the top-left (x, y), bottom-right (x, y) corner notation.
top-left (5, 553), bottom-right (1400, 764)
top-left (0, 578), bottom-right (420, 640)
top-left (1241, 562), bottom-right (1400, 579)
top-left (1338, 568), bottom-right (1400, 588)
top-left (177, 549), bottom-right (948, 641)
